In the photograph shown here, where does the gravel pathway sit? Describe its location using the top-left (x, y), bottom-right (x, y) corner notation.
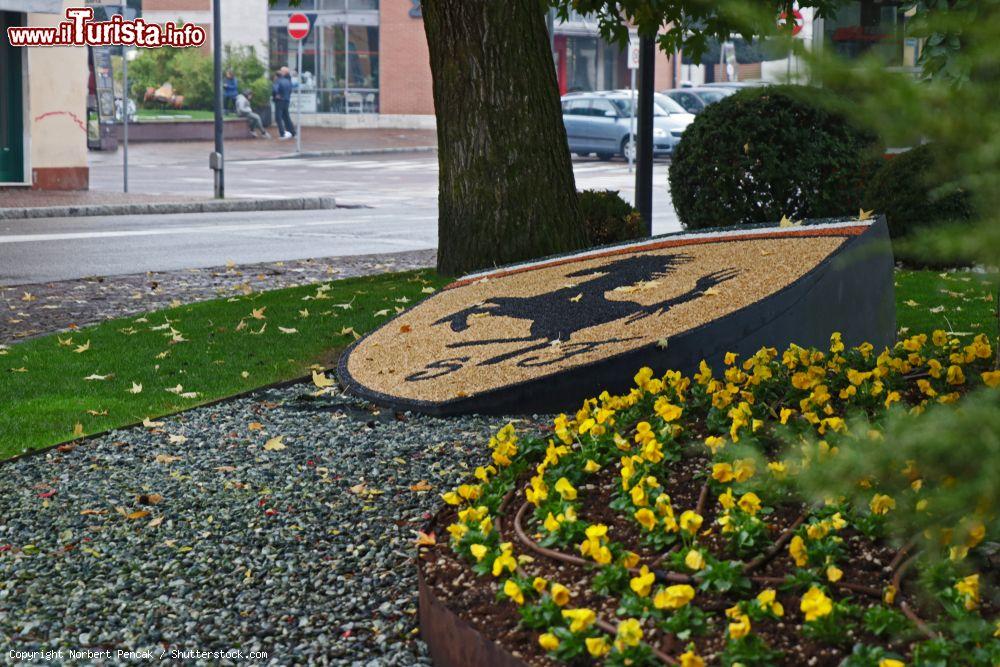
top-left (0, 382), bottom-right (537, 665)
top-left (1, 250), bottom-right (436, 345)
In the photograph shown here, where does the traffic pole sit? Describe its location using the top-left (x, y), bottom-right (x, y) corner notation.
top-left (212, 0), bottom-right (224, 199)
top-left (635, 34), bottom-right (655, 236)
top-left (296, 39), bottom-right (303, 154)
top-left (122, 46), bottom-right (128, 193)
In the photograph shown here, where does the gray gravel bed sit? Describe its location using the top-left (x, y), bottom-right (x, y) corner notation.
top-left (0, 383), bottom-right (531, 665)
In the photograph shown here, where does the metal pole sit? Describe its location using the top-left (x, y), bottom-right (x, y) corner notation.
top-left (122, 48), bottom-right (128, 193)
top-left (635, 35), bottom-right (655, 236)
top-left (628, 67), bottom-right (636, 174)
top-left (212, 0), bottom-right (224, 199)
top-left (296, 39), bottom-right (302, 154)
top-left (546, 8), bottom-right (554, 54)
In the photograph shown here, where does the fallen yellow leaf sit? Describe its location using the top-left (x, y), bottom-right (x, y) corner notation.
top-left (312, 371), bottom-right (334, 389)
top-left (263, 436), bottom-right (286, 451)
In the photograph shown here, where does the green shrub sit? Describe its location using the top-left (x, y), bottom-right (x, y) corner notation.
top-left (668, 85), bottom-right (883, 230)
top-left (128, 44), bottom-right (270, 111)
top-left (578, 189), bottom-right (643, 246)
top-left (862, 143), bottom-right (973, 245)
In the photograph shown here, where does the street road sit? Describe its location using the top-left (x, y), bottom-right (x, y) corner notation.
top-left (2, 152), bottom-right (681, 285)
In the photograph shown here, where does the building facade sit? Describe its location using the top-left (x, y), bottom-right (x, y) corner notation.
top-left (263, 1), bottom-right (676, 125)
top-left (1, 0), bottom-right (89, 190)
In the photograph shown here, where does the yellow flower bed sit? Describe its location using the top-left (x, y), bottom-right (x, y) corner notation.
top-left (434, 332), bottom-right (1000, 666)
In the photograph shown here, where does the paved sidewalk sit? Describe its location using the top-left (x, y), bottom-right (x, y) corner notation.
top-left (0, 249), bottom-right (435, 345)
top-left (90, 127), bottom-right (438, 167)
top-left (0, 128), bottom-right (436, 214)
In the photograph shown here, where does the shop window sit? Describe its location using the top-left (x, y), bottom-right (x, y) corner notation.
top-left (823, 0), bottom-right (912, 66)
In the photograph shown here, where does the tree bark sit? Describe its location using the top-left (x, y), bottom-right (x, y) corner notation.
top-left (422, 0), bottom-right (585, 277)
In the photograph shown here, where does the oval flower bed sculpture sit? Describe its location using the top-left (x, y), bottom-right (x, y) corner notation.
top-left (418, 333), bottom-right (1000, 666)
top-left (339, 216), bottom-right (895, 415)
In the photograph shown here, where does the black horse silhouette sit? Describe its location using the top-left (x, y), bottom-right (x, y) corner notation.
top-left (428, 253), bottom-right (738, 367)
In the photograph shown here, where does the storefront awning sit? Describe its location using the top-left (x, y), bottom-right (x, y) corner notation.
top-left (0, 0), bottom-right (64, 14)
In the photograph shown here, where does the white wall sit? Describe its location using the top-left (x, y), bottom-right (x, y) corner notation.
top-left (26, 3), bottom-right (88, 175)
top-left (221, 0), bottom-right (268, 61)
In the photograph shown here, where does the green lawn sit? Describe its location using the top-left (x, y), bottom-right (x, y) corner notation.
top-left (894, 269), bottom-right (997, 340)
top-left (0, 268), bottom-right (994, 461)
top-left (0, 270), bottom-right (447, 459)
top-left (135, 109), bottom-right (218, 122)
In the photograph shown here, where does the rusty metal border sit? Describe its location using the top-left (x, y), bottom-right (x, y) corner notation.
top-left (418, 560), bottom-right (529, 667)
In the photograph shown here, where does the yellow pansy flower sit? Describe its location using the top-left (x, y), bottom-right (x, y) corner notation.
top-left (757, 588), bottom-right (784, 617)
top-left (635, 508), bottom-right (657, 531)
top-left (469, 544), bottom-right (488, 562)
top-left (684, 549), bottom-right (705, 571)
top-left (630, 566), bottom-right (655, 597)
top-left (946, 364), bottom-right (965, 385)
top-left (800, 587), bottom-right (833, 622)
top-left (503, 579), bottom-right (524, 605)
top-left (718, 488), bottom-right (735, 510)
top-left (561, 607), bottom-right (596, 633)
top-left (615, 618), bottom-right (643, 649)
top-left (738, 492), bottom-right (762, 515)
top-left (554, 477), bottom-right (577, 501)
top-left (621, 551), bottom-right (641, 569)
top-left (826, 565), bottom-right (843, 583)
top-left (653, 584), bottom-right (695, 610)
top-left (550, 582), bottom-right (570, 606)
top-left (585, 636), bottom-right (611, 657)
top-left (982, 370), bottom-right (1000, 388)
top-left (705, 435), bottom-right (726, 454)
top-left (870, 493), bottom-right (896, 515)
top-left (492, 542), bottom-right (517, 577)
top-left (532, 577), bottom-right (548, 593)
top-left (712, 462), bottom-right (735, 483)
top-left (728, 613), bottom-right (751, 639)
top-left (955, 574), bottom-right (979, 610)
top-left (583, 459), bottom-right (601, 473)
top-left (789, 535), bottom-right (808, 567)
top-left (733, 458), bottom-right (756, 482)
top-left (679, 510), bottom-right (703, 534)
top-left (680, 649), bottom-right (706, 667)
top-left (538, 632), bottom-right (559, 651)
top-left (447, 522), bottom-right (469, 542)
top-left (878, 660), bottom-right (905, 667)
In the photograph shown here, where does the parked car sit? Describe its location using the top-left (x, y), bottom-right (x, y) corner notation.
top-left (561, 91), bottom-right (695, 160)
top-left (660, 87), bottom-right (736, 114)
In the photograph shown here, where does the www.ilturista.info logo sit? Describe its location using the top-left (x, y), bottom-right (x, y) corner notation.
top-left (6, 7), bottom-right (206, 48)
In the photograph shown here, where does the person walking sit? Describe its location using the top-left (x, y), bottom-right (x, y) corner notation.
top-left (273, 67), bottom-right (296, 140)
top-left (223, 70), bottom-right (239, 113)
top-left (235, 90), bottom-right (270, 138)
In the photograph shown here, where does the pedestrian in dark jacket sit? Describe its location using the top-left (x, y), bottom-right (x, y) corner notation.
top-left (273, 67), bottom-right (296, 140)
top-left (223, 70), bottom-right (239, 112)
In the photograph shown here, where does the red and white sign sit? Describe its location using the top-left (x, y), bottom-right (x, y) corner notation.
top-left (778, 9), bottom-right (804, 36)
top-left (287, 13), bottom-right (310, 41)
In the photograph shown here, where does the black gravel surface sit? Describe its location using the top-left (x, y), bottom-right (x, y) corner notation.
top-left (0, 382), bottom-right (535, 665)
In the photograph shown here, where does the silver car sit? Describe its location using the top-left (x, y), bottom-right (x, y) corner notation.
top-left (561, 91), bottom-right (695, 161)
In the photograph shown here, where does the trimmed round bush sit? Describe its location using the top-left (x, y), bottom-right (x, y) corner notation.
top-left (669, 85), bottom-right (883, 230)
top-left (578, 189), bottom-right (643, 246)
top-left (863, 143), bottom-right (973, 241)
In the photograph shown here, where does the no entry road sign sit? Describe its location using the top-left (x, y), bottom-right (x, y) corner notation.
top-left (287, 13), bottom-right (310, 40)
top-left (778, 9), bottom-right (805, 36)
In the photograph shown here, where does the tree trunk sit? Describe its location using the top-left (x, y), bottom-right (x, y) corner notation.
top-left (422, 0), bottom-right (585, 277)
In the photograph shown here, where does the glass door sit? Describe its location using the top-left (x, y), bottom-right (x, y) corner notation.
top-left (0, 12), bottom-right (25, 183)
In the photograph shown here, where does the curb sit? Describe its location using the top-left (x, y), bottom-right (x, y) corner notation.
top-left (234, 145), bottom-right (438, 162)
top-left (0, 196), bottom-right (338, 221)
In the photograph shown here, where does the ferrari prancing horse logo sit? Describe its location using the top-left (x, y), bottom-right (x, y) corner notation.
top-left (406, 254), bottom-right (738, 379)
